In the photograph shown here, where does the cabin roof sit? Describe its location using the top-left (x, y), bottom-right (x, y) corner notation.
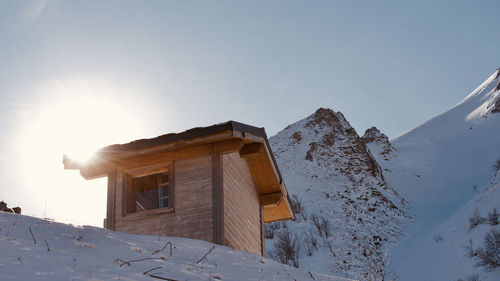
top-left (103, 121), bottom-right (267, 151)
top-left (100, 120), bottom-right (286, 189)
top-left (63, 121), bottom-right (294, 223)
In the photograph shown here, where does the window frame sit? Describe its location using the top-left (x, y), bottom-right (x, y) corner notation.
top-left (122, 162), bottom-right (175, 217)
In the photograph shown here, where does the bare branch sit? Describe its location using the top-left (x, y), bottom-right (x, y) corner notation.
top-left (152, 241), bottom-right (172, 256)
top-left (196, 245), bottom-right (216, 264)
top-left (44, 240), bottom-right (50, 252)
top-left (28, 227), bottom-right (37, 245)
top-left (143, 266), bottom-right (162, 275)
top-left (114, 257), bottom-right (167, 267)
top-left (147, 274), bottom-right (178, 281)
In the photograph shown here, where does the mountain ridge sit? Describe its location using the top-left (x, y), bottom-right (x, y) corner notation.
top-left (265, 68), bottom-right (500, 281)
top-left (267, 107), bottom-right (408, 279)
top-left (371, 68), bottom-right (500, 281)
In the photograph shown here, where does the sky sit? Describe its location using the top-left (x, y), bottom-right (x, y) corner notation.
top-left (0, 0), bottom-right (499, 226)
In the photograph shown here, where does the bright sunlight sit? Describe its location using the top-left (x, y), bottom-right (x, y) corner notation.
top-left (14, 78), bottom-right (154, 226)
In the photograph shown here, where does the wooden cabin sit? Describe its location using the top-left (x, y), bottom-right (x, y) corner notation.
top-left (63, 121), bottom-right (293, 255)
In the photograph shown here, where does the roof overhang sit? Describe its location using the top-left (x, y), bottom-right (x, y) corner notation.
top-left (63, 121), bottom-right (294, 223)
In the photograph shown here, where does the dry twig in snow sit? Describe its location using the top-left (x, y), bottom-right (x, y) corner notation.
top-left (44, 239), bottom-right (50, 252)
top-left (196, 245), bottom-right (216, 264)
top-left (114, 257), bottom-right (167, 267)
top-left (143, 266), bottom-right (162, 275)
top-left (152, 241), bottom-right (173, 256)
top-left (147, 273), bottom-right (178, 281)
top-left (28, 227), bottom-right (37, 245)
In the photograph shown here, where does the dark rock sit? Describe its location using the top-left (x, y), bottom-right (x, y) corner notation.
top-left (0, 201), bottom-right (21, 214)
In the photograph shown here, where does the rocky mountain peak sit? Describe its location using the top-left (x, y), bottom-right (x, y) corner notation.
top-left (304, 108), bottom-right (352, 134)
top-left (466, 68), bottom-right (500, 122)
top-left (361, 127), bottom-right (394, 160)
top-left (274, 108), bottom-right (392, 182)
top-left (267, 108), bottom-right (409, 278)
top-left (307, 108), bottom-right (340, 125)
top-left (361, 127), bottom-right (384, 142)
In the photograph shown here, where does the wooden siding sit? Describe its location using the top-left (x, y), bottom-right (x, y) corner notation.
top-left (105, 171), bottom-right (116, 229)
top-left (114, 171), bottom-right (124, 220)
top-left (112, 155), bottom-right (214, 242)
top-left (222, 152), bottom-right (262, 255)
top-left (212, 152), bottom-right (224, 244)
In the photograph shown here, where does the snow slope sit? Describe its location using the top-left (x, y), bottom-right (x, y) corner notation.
top-left (0, 212), bottom-right (349, 281)
top-left (376, 69), bottom-right (500, 280)
top-left (421, 170), bottom-right (500, 281)
top-left (267, 109), bottom-right (409, 280)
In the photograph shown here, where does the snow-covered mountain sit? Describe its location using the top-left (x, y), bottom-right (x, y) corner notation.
top-left (369, 69), bottom-right (500, 281)
top-left (0, 212), bottom-right (349, 281)
top-left (267, 108), bottom-right (409, 280)
top-left (266, 68), bottom-right (500, 281)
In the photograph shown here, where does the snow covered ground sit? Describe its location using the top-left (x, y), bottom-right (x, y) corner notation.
top-left (423, 170), bottom-right (500, 281)
top-left (0, 212), bottom-right (350, 281)
top-left (378, 69), bottom-right (500, 281)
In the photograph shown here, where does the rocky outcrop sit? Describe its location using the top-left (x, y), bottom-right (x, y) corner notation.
top-left (267, 108), bottom-right (408, 279)
top-left (0, 201), bottom-right (21, 214)
top-left (361, 127), bottom-right (395, 161)
top-left (492, 68), bottom-right (500, 113)
top-left (491, 96), bottom-right (500, 114)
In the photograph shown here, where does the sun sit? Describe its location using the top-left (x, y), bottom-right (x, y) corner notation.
top-left (13, 78), bottom-right (154, 225)
top-left (18, 79), bottom-right (148, 163)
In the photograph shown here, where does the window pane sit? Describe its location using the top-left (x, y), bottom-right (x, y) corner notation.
top-left (130, 171), bottom-right (169, 213)
top-left (159, 197), bottom-right (169, 208)
top-left (131, 174), bottom-right (159, 212)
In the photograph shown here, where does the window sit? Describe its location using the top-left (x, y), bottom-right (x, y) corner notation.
top-left (130, 171), bottom-right (170, 213)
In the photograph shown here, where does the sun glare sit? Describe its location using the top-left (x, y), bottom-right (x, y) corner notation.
top-left (14, 78), bottom-right (154, 225)
top-left (19, 79), bottom-right (147, 162)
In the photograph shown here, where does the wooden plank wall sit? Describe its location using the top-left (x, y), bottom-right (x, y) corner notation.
top-left (114, 172), bottom-right (124, 221)
top-left (212, 152), bottom-right (224, 244)
top-left (222, 152), bottom-right (262, 255)
top-left (112, 155), bottom-right (214, 242)
top-left (105, 171), bottom-right (116, 229)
